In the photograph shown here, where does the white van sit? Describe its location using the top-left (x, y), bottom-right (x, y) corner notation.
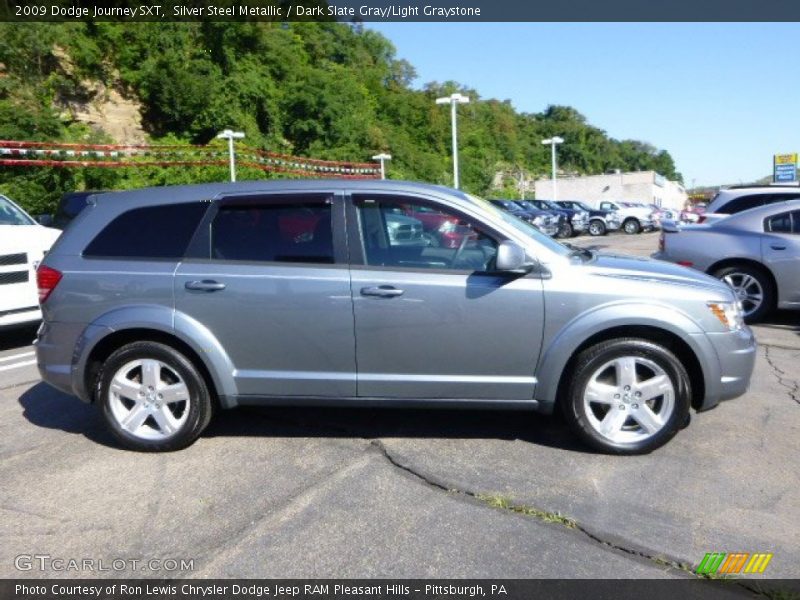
top-left (0, 194), bottom-right (61, 328)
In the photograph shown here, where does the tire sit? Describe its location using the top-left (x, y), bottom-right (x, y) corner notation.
top-left (97, 341), bottom-right (213, 452)
top-left (623, 218), bottom-right (641, 235)
top-left (588, 220), bottom-right (606, 236)
top-left (561, 338), bottom-right (691, 455)
top-left (712, 264), bottom-right (775, 324)
top-left (557, 220), bottom-right (574, 239)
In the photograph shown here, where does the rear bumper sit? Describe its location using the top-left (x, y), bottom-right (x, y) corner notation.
top-left (692, 327), bottom-right (757, 410)
top-left (35, 320), bottom-right (107, 402)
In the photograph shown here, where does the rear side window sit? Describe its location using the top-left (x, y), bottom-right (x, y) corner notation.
top-left (210, 199), bottom-right (334, 264)
top-left (765, 211), bottom-right (800, 234)
top-left (723, 193), bottom-right (800, 214)
top-left (84, 203), bottom-right (207, 259)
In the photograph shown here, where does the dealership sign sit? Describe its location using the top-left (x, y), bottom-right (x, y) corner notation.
top-left (774, 153), bottom-right (797, 182)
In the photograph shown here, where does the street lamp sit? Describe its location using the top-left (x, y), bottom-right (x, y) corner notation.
top-left (541, 136), bottom-right (564, 200)
top-left (216, 129), bottom-right (245, 182)
top-left (372, 153), bottom-right (392, 180)
top-left (436, 93), bottom-right (470, 189)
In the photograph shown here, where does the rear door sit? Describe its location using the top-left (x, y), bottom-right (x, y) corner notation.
top-left (762, 210), bottom-right (800, 307)
top-left (174, 192), bottom-right (356, 398)
top-left (347, 192), bottom-right (545, 401)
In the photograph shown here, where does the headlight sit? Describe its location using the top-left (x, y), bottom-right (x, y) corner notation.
top-left (707, 301), bottom-right (745, 331)
top-left (532, 215), bottom-right (546, 227)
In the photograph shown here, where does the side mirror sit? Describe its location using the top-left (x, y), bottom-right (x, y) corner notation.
top-left (495, 240), bottom-right (533, 273)
top-left (36, 214), bottom-right (54, 227)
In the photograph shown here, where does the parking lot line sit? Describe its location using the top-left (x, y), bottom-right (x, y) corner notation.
top-left (0, 359), bottom-right (36, 372)
top-left (0, 351), bottom-right (35, 363)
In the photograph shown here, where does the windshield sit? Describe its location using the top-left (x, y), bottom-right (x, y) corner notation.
top-left (574, 201), bottom-right (592, 211)
top-left (516, 201), bottom-right (537, 211)
top-left (0, 196), bottom-right (35, 226)
top-left (465, 194), bottom-right (571, 257)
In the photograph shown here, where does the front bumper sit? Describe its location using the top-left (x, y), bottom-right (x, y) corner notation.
top-left (605, 219), bottom-right (622, 231)
top-left (693, 326), bottom-right (757, 410)
top-left (571, 219), bottom-right (589, 233)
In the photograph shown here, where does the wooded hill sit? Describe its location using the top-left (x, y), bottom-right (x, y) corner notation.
top-left (0, 21), bottom-right (681, 215)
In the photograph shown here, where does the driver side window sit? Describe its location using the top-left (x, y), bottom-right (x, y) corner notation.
top-left (354, 195), bottom-right (498, 272)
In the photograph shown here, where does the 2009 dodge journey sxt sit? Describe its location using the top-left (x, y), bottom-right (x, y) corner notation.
top-left (35, 180), bottom-right (756, 454)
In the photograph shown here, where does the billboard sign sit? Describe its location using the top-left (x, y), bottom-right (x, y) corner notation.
top-left (774, 153), bottom-right (797, 182)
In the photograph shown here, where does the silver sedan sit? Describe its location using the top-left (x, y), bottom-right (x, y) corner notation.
top-left (653, 200), bottom-right (800, 322)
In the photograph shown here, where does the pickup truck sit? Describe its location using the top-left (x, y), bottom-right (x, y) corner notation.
top-left (596, 200), bottom-right (656, 234)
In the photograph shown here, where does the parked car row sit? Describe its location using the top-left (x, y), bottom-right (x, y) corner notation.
top-left (487, 198), bottom-right (659, 238)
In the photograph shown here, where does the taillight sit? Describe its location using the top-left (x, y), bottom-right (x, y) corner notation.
top-left (37, 265), bottom-right (62, 304)
top-left (697, 215), bottom-right (706, 223)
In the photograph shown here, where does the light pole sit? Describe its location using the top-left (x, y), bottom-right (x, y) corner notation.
top-left (541, 136), bottom-right (564, 200)
top-left (216, 129), bottom-right (245, 182)
top-left (372, 153), bottom-right (392, 180)
top-left (436, 92), bottom-right (470, 189)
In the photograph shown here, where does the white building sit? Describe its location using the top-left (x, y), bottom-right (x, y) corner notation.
top-left (534, 171), bottom-right (688, 211)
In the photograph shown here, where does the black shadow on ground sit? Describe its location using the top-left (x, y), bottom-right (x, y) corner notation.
top-left (18, 382), bottom-right (589, 453)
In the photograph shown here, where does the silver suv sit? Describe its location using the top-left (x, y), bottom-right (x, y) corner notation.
top-left (35, 181), bottom-right (756, 454)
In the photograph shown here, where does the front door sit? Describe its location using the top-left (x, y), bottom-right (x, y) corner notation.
top-left (174, 192), bottom-right (356, 398)
top-left (762, 209), bottom-right (800, 307)
top-left (348, 193), bottom-right (545, 401)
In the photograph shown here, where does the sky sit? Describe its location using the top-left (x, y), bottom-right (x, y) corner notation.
top-left (369, 23), bottom-right (800, 188)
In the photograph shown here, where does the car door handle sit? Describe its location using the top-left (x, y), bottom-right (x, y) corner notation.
top-left (360, 285), bottom-right (404, 298)
top-left (770, 244), bottom-right (787, 250)
top-left (185, 280), bottom-right (226, 292)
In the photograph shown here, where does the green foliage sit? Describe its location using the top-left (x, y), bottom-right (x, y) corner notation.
top-left (0, 21), bottom-right (682, 216)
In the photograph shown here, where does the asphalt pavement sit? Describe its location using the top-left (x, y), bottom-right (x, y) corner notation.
top-left (1, 232), bottom-right (798, 581)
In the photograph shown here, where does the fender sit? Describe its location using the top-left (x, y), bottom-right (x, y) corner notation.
top-left (533, 301), bottom-right (721, 412)
top-left (72, 304), bottom-right (238, 406)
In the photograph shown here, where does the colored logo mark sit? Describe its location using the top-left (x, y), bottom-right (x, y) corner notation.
top-left (696, 552), bottom-right (773, 575)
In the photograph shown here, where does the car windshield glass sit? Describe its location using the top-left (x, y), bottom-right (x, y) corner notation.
top-left (572, 202), bottom-right (592, 211)
top-left (0, 196), bottom-right (35, 225)
top-left (516, 201), bottom-right (536, 210)
top-left (464, 194), bottom-right (571, 257)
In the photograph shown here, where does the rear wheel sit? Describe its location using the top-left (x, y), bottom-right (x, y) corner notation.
top-left (623, 218), bottom-right (641, 234)
top-left (98, 341), bottom-right (213, 452)
top-left (561, 338), bottom-right (691, 454)
top-left (588, 220), bottom-right (607, 236)
top-left (713, 264), bottom-right (774, 323)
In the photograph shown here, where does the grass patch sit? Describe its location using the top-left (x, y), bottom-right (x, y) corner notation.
top-left (475, 493), bottom-right (577, 528)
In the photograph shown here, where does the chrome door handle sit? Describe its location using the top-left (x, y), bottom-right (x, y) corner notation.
top-left (185, 280), bottom-right (226, 292)
top-left (770, 244), bottom-right (787, 250)
top-left (360, 285), bottom-right (404, 298)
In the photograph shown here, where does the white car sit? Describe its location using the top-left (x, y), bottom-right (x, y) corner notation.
top-left (0, 195), bottom-right (61, 328)
top-left (597, 200), bottom-right (656, 234)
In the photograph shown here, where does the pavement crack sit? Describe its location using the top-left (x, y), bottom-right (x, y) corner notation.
top-left (764, 346), bottom-right (800, 405)
top-left (371, 439), bottom-right (700, 578)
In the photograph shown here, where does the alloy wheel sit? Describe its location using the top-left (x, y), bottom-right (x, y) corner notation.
top-left (583, 356), bottom-right (675, 444)
top-left (108, 359), bottom-right (191, 440)
top-left (721, 272), bottom-right (763, 318)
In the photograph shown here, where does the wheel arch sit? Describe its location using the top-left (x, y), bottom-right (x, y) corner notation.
top-left (706, 257), bottom-right (778, 297)
top-left (535, 309), bottom-right (710, 414)
top-left (555, 325), bottom-right (705, 412)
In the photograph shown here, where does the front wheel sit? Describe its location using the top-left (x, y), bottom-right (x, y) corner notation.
top-left (557, 221), bottom-right (574, 238)
top-left (561, 338), bottom-right (691, 454)
top-left (588, 220), bottom-right (606, 236)
top-left (98, 341), bottom-right (213, 452)
top-left (623, 218), bottom-right (641, 234)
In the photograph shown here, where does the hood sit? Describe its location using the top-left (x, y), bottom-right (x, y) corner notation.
top-left (0, 224), bottom-right (61, 254)
top-left (586, 252), bottom-right (733, 296)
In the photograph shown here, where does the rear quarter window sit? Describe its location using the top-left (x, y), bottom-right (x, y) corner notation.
top-left (83, 203), bottom-right (208, 259)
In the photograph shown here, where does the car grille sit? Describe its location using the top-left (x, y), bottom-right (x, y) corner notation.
top-left (0, 252), bottom-right (27, 266)
top-left (0, 271), bottom-right (29, 285)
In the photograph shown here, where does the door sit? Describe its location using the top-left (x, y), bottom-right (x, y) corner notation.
top-left (762, 209), bottom-right (800, 307)
top-left (348, 193), bottom-right (545, 400)
top-left (174, 192), bottom-right (356, 397)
